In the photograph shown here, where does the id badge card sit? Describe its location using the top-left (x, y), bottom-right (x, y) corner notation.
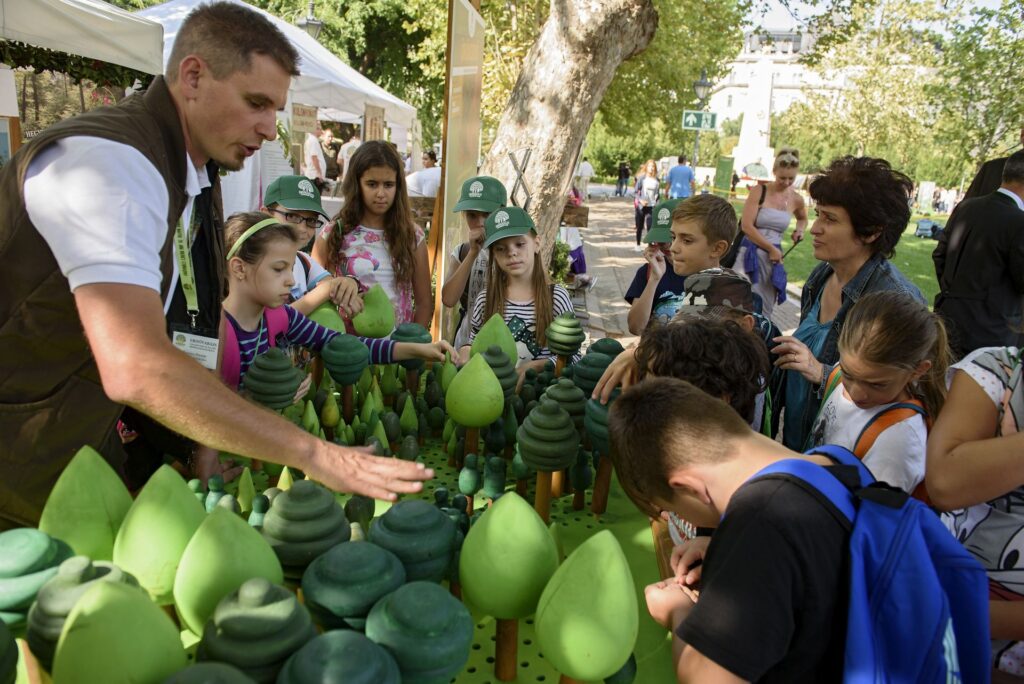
top-left (170, 323), bottom-right (221, 371)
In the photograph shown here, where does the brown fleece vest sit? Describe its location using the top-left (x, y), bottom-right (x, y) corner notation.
top-left (0, 77), bottom-right (225, 529)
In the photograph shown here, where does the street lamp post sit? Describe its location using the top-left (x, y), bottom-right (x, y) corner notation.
top-left (296, 0), bottom-right (323, 41)
top-left (692, 68), bottom-right (712, 166)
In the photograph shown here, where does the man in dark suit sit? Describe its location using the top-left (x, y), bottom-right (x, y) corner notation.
top-left (963, 126), bottom-right (1024, 200)
top-left (934, 149), bottom-right (1024, 356)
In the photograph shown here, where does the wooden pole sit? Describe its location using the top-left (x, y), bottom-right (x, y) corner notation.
top-left (572, 486), bottom-right (585, 510)
top-left (342, 385), bottom-right (354, 424)
top-left (495, 618), bottom-right (518, 681)
top-left (554, 355), bottom-right (567, 378)
top-left (464, 426), bottom-right (480, 470)
top-left (535, 470), bottom-right (553, 523)
top-left (551, 469), bottom-right (565, 498)
top-left (311, 356), bottom-right (324, 388)
top-left (516, 478), bottom-right (528, 497)
top-left (407, 368), bottom-right (420, 395)
top-left (591, 456), bottom-right (613, 515)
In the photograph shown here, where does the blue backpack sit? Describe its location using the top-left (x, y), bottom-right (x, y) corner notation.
top-left (749, 445), bottom-right (991, 683)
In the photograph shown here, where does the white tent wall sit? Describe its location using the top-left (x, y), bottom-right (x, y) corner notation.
top-left (137, 0), bottom-right (416, 127)
top-left (1, 0), bottom-right (164, 75)
top-left (138, 0), bottom-right (419, 216)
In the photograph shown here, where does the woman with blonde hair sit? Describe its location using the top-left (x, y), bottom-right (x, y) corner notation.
top-left (734, 147), bottom-right (808, 319)
top-left (634, 159), bottom-right (661, 249)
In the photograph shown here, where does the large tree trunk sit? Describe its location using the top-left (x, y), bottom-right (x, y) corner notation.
top-left (481, 0), bottom-right (657, 261)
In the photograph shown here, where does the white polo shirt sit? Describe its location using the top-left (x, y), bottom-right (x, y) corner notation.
top-left (23, 136), bottom-right (209, 313)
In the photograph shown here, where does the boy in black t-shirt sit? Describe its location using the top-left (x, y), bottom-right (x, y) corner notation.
top-left (608, 377), bottom-right (850, 683)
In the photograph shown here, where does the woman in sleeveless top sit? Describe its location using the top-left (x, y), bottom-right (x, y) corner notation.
top-left (735, 148), bottom-right (808, 320)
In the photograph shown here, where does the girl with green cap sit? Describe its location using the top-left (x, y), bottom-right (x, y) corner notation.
top-left (458, 207), bottom-right (577, 384)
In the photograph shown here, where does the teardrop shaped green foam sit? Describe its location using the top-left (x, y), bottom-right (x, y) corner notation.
top-left (535, 530), bottom-right (638, 681)
top-left (113, 465), bottom-right (205, 605)
top-left (52, 582), bottom-right (186, 684)
top-left (470, 313), bottom-right (518, 366)
top-left (173, 509), bottom-right (284, 635)
top-left (38, 445), bottom-right (132, 561)
top-left (446, 354), bottom-right (504, 428)
top-left (27, 556), bottom-right (138, 671)
top-left (352, 284), bottom-right (396, 338)
top-left (459, 493), bottom-right (557, 619)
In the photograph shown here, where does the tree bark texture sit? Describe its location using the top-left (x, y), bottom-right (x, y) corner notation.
top-left (481, 0), bottom-right (658, 261)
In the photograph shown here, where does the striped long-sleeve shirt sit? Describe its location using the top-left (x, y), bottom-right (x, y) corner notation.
top-left (468, 285), bottom-right (581, 364)
top-left (228, 305), bottom-right (395, 382)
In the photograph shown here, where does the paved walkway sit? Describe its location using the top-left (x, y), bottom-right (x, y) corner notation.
top-left (573, 196), bottom-right (802, 344)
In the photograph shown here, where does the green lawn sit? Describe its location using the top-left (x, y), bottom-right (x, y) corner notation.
top-left (728, 197), bottom-right (944, 306)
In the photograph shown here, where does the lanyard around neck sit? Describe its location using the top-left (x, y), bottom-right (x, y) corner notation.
top-left (173, 211), bottom-right (201, 328)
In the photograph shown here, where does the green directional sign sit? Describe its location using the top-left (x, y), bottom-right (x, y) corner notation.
top-left (682, 110), bottom-right (717, 131)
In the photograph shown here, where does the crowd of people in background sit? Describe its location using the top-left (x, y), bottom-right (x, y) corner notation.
top-left (3, 2), bottom-right (1024, 679)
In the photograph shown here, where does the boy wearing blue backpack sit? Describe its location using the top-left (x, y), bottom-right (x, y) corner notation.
top-left (609, 376), bottom-right (990, 683)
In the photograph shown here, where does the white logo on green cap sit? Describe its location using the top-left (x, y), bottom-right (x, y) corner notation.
top-left (298, 179), bottom-right (316, 199)
top-left (658, 208), bottom-right (671, 222)
top-left (469, 181), bottom-right (484, 197)
top-left (494, 210), bottom-right (510, 229)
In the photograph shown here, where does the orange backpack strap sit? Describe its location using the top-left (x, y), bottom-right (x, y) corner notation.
top-left (852, 401), bottom-right (927, 459)
top-left (822, 365), bottom-right (844, 403)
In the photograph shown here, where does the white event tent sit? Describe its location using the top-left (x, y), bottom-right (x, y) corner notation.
top-left (138, 0), bottom-right (418, 214)
top-left (1, 0), bottom-right (165, 75)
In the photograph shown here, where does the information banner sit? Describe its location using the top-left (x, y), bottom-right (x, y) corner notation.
top-left (291, 103), bottom-right (318, 135)
top-left (364, 105), bottom-right (386, 142)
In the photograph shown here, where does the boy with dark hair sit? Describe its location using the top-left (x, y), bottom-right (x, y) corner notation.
top-left (609, 377), bottom-right (850, 683)
top-left (625, 195), bottom-right (738, 333)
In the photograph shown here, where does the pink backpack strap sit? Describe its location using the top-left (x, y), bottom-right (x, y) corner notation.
top-left (221, 318), bottom-right (241, 390)
top-left (221, 307), bottom-right (290, 390)
top-left (265, 306), bottom-right (290, 346)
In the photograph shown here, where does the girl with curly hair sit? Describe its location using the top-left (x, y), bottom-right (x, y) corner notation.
top-left (312, 140), bottom-right (432, 327)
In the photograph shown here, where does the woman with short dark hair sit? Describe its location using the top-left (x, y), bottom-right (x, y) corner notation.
top-left (769, 156), bottom-right (925, 449)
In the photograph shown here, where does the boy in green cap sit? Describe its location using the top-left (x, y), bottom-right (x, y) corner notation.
top-left (260, 174), bottom-right (361, 316)
top-left (626, 195), bottom-right (737, 334)
top-left (626, 198), bottom-right (687, 334)
top-left (440, 175), bottom-right (508, 348)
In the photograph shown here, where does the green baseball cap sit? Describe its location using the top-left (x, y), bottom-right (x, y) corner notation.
top-left (453, 176), bottom-right (507, 213)
top-left (264, 175), bottom-right (329, 220)
top-left (643, 199), bottom-right (682, 244)
top-left (483, 206), bottom-right (535, 249)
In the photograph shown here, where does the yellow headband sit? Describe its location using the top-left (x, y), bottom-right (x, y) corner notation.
top-left (226, 218), bottom-right (283, 261)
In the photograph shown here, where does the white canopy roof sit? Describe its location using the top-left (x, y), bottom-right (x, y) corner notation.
top-left (138, 0), bottom-right (417, 129)
top-left (1, 0), bottom-right (164, 74)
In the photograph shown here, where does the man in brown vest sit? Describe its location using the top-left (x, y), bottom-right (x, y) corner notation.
top-left (0, 2), bottom-right (432, 530)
